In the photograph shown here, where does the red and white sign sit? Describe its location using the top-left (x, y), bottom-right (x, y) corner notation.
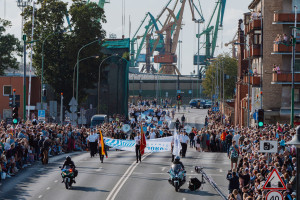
top-left (266, 191), bottom-right (283, 200)
top-left (263, 168), bottom-right (286, 190)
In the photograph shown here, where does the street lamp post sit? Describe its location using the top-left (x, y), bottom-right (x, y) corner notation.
top-left (76, 39), bottom-right (100, 103)
top-left (41, 30), bottom-right (66, 104)
top-left (97, 55), bottom-right (129, 114)
top-left (286, 126), bottom-right (300, 200)
top-left (72, 55), bottom-right (99, 97)
top-left (235, 42), bottom-right (251, 127)
top-left (291, 6), bottom-right (297, 128)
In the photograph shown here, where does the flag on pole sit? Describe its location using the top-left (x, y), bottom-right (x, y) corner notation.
top-left (172, 129), bottom-right (181, 156)
top-left (140, 126), bottom-right (146, 155)
top-left (99, 130), bottom-right (105, 156)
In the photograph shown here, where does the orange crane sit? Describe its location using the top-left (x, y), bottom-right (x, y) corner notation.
top-left (153, 0), bottom-right (200, 75)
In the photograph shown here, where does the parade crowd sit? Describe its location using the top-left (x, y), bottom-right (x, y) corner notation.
top-left (195, 109), bottom-right (298, 200)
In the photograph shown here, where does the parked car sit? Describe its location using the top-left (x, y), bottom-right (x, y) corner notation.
top-left (203, 100), bottom-right (212, 109)
top-left (189, 99), bottom-right (200, 108)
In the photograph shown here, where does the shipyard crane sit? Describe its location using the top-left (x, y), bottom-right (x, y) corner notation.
top-left (196, 0), bottom-right (226, 69)
top-left (153, 0), bottom-right (204, 75)
top-left (225, 30), bottom-right (238, 58)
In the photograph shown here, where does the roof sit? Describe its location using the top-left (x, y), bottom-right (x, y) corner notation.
top-left (248, 0), bottom-right (261, 9)
top-left (129, 73), bottom-right (200, 81)
top-left (102, 38), bottom-right (130, 49)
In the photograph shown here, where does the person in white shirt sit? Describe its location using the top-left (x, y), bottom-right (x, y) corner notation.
top-left (135, 133), bottom-right (141, 163)
top-left (232, 131), bottom-right (241, 145)
top-left (87, 129), bottom-right (98, 158)
top-left (181, 132), bottom-right (189, 157)
top-left (149, 129), bottom-right (156, 139)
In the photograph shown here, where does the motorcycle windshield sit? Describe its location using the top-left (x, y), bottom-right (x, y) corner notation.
top-left (171, 164), bottom-right (183, 174)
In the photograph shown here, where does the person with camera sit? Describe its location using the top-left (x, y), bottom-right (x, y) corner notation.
top-left (226, 170), bottom-right (239, 194)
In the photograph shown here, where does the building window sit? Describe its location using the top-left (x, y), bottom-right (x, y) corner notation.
top-left (253, 34), bottom-right (261, 45)
top-left (295, 89), bottom-right (300, 103)
top-left (3, 85), bottom-right (12, 96)
top-left (295, 59), bottom-right (300, 72)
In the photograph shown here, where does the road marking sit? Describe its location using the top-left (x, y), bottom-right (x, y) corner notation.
top-left (183, 198), bottom-right (186, 200)
top-left (106, 153), bottom-right (151, 200)
top-left (54, 180), bottom-right (58, 183)
top-left (161, 167), bottom-right (166, 171)
top-left (46, 187), bottom-right (50, 190)
top-left (38, 195), bottom-right (43, 198)
top-left (219, 169), bottom-right (223, 172)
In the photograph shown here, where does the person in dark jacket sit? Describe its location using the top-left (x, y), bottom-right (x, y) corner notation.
top-left (239, 168), bottom-right (250, 187)
top-left (226, 171), bottom-right (239, 194)
top-left (62, 156), bottom-right (78, 183)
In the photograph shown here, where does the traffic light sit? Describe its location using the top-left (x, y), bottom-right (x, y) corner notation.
top-left (12, 106), bottom-right (18, 124)
top-left (177, 94), bottom-right (181, 101)
top-left (258, 109), bottom-right (264, 128)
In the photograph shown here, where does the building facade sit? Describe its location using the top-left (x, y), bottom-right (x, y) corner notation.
top-left (235, 0), bottom-right (300, 126)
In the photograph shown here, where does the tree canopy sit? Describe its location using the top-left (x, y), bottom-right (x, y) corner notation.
top-left (22, 0), bottom-right (106, 104)
top-left (202, 54), bottom-right (237, 99)
top-left (0, 19), bottom-right (22, 75)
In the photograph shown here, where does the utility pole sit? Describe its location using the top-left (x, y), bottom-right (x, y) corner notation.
top-left (197, 20), bottom-right (201, 98)
top-left (60, 93), bottom-right (63, 124)
top-left (23, 35), bottom-right (27, 120)
top-left (291, 5), bottom-right (297, 128)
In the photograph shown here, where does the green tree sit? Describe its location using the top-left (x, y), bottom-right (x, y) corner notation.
top-left (22, 0), bottom-right (106, 104)
top-left (0, 19), bottom-right (22, 75)
top-left (202, 53), bottom-right (237, 99)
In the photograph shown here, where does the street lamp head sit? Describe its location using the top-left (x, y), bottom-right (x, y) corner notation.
top-left (287, 126), bottom-right (300, 148)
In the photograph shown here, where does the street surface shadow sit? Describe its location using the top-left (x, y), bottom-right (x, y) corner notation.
top-left (179, 188), bottom-right (219, 196)
top-left (71, 186), bottom-right (109, 192)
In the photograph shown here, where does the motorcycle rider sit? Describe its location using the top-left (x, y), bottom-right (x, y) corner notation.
top-left (62, 156), bottom-right (78, 183)
top-left (173, 156), bottom-right (185, 170)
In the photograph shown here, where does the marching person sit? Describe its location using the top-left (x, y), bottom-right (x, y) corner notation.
top-left (87, 129), bottom-right (98, 158)
top-left (181, 132), bottom-right (189, 158)
top-left (135, 132), bottom-right (142, 163)
top-left (98, 133), bottom-right (107, 163)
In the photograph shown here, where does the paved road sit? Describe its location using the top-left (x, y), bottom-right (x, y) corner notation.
top-left (0, 108), bottom-right (230, 200)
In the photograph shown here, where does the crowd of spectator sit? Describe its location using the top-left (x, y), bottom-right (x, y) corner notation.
top-left (196, 108), bottom-right (298, 200)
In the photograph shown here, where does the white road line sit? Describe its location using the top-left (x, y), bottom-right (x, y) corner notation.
top-left (54, 180), bottom-right (58, 183)
top-left (46, 187), bottom-right (50, 190)
top-left (38, 195), bottom-right (43, 198)
top-left (106, 153), bottom-right (151, 200)
top-left (161, 167), bottom-right (166, 171)
top-left (219, 169), bottom-right (223, 172)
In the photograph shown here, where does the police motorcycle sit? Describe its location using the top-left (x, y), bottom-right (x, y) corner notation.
top-left (59, 165), bottom-right (75, 189)
top-left (168, 163), bottom-right (186, 192)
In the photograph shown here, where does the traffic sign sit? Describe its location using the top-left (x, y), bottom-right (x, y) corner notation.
top-left (38, 110), bottom-right (46, 121)
top-left (259, 140), bottom-right (278, 153)
top-left (266, 191), bottom-right (283, 200)
top-left (212, 107), bottom-right (219, 112)
top-left (263, 168), bottom-right (286, 190)
top-left (177, 90), bottom-right (181, 94)
top-left (253, 112), bottom-right (258, 121)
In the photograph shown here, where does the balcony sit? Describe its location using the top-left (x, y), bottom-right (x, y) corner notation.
top-left (273, 12), bottom-right (300, 24)
top-left (244, 45), bottom-right (261, 59)
top-left (272, 43), bottom-right (300, 54)
top-left (272, 72), bottom-right (300, 84)
top-left (243, 75), bottom-right (261, 87)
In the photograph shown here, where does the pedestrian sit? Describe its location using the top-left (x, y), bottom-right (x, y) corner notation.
top-left (181, 115), bottom-right (186, 126)
top-left (175, 118), bottom-right (180, 130)
top-left (87, 129), bottom-right (98, 158)
top-left (181, 132), bottom-right (189, 158)
top-left (226, 171), bottom-right (239, 194)
top-left (135, 132), bottom-right (141, 163)
top-left (189, 130), bottom-right (195, 148)
top-left (226, 131), bottom-right (233, 157)
top-left (229, 140), bottom-right (239, 170)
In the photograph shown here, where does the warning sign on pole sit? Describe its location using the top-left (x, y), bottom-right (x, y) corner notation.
top-left (263, 168), bottom-right (286, 190)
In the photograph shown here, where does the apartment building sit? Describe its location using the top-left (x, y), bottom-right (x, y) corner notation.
top-left (235, 0), bottom-right (300, 125)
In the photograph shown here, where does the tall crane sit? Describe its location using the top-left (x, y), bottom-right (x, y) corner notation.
top-left (225, 30), bottom-right (238, 58)
top-left (154, 0), bottom-right (204, 75)
top-left (196, 0), bottom-right (226, 68)
top-left (86, 0), bottom-right (110, 9)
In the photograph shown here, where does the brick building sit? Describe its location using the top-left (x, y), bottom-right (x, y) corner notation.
top-left (235, 0), bottom-right (300, 126)
top-left (0, 76), bottom-right (41, 121)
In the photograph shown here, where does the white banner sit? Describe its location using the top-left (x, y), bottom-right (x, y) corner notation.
top-left (104, 137), bottom-right (171, 152)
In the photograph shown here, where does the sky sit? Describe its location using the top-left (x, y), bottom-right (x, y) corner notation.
top-left (1, 0), bottom-right (252, 75)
